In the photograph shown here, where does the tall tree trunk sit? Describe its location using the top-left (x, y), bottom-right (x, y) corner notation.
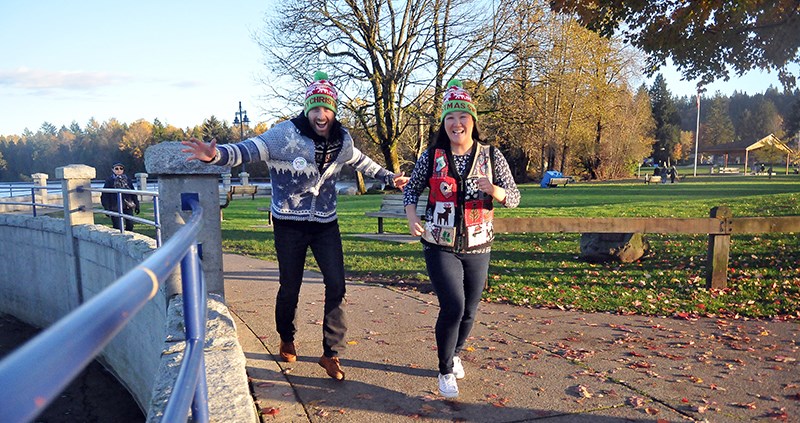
top-left (381, 145), bottom-right (401, 174)
top-left (356, 171), bottom-right (366, 194)
top-left (591, 118), bottom-right (602, 179)
top-left (540, 144), bottom-right (547, 179)
top-left (546, 146), bottom-right (557, 171)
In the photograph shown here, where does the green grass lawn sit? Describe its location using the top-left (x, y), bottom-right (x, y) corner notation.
top-left (193, 174), bottom-right (800, 319)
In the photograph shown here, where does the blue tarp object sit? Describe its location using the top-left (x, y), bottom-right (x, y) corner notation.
top-left (540, 170), bottom-right (563, 188)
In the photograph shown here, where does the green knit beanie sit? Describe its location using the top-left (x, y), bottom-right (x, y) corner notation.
top-left (304, 71), bottom-right (338, 115)
top-left (440, 79), bottom-right (477, 121)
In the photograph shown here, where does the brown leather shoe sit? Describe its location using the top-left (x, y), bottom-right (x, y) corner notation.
top-left (279, 341), bottom-right (296, 363)
top-left (318, 355), bottom-right (345, 380)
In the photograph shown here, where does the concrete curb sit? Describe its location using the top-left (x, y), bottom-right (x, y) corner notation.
top-left (146, 293), bottom-right (258, 422)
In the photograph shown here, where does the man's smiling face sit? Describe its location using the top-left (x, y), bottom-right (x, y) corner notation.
top-left (307, 106), bottom-right (335, 138)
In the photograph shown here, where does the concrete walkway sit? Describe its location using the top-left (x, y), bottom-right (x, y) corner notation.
top-left (223, 253), bottom-right (800, 423)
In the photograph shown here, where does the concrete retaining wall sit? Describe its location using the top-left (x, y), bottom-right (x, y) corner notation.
top-left (0, 214), bottom-right (256, 422)
top-left (0, 213), bottom-right (163, 410)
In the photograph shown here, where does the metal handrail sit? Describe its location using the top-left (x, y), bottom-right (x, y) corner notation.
top-left (0, 186), bottom-right (163, 246)
top-left (0, 194), bottom-right (208, 423)
top-left (87, 187), bottom-right (163, 246)
top-left (0, 186), bottom-right (58, 217)
top-left (0, 184), bottom-right (52, 197)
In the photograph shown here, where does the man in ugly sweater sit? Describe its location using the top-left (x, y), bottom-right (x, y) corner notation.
top-left (182, 71), bottom-right (408, 380)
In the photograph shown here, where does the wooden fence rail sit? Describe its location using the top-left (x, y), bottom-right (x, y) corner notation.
top-left (493, 206), bottom-right (800, 289)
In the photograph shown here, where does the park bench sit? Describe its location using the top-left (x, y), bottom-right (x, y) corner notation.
top-left (365, 194), bottom-right (427, 234)
top-left (644, 175), bottom-right (662, 184)
top-left (547, 177), bottom-right (573, 187)
top-left (220, 185), bottom-right (258, 209)
top-left (719, 167), bottom-right (740, 174)
top-left (255, 206), bottom-right (273, 225)
top-left (219, 185), bottom-right (273, 224)
top-left (230, 185), bottom-right (258, 199)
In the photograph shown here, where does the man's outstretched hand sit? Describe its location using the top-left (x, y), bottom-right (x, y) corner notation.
top-left (393, 172), bottom-right (409, 190)
top-left (181, 137), bottom-right (217, 162)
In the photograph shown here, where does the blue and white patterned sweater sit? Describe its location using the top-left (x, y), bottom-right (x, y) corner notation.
top-left (209, 119), bottom-right (396, 223)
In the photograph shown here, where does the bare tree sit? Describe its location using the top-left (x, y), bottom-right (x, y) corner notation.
top-left (255, 0), bottom-right (504, 172)
top-left (253, 0), bottom-right (655, 180)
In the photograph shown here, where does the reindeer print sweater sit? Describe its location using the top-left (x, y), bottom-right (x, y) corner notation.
top-left (403, 145), bottom-right (520, 253)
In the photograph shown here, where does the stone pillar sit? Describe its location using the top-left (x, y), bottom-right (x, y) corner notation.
top-left (222, 173), bottom-right (232, 193)
top-left (56, 164), bottom-right (96, 307)
top-left (135, 172), bottom-right (149, 191)
top-left (32, 172), bottom-right (49, 204)
top-left (145, 142), bottom-right (224, 297)
top-left (135, 172), bottom-right (149, 204)
top-left (239, 172), bottom-right (249, 186)
top-left (56, 165), bottom-right (96, 226)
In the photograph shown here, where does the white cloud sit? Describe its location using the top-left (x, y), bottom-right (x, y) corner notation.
top-left (0, 67), bottom-right (133, 92)
top-left (170, 80), bottom-right (206, 89)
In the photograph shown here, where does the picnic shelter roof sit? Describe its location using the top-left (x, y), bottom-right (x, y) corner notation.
top-left (700, 134), bottom-right (792, 155)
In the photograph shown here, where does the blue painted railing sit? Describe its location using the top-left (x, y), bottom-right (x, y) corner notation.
top-left (0, 194), bottom-right (208, 423)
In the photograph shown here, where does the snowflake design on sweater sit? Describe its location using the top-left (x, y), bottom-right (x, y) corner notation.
top-left (284, 138), bottom-right (302, 153)
top-left (288, 192), bottom-right (304, 207)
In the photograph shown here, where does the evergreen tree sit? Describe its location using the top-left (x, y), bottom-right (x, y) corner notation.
top-left (648, 74), bottom-right (681, 165)
top-left (703, 94), bottom-right (736, 146)
top-left (786, 97), bottom-right (800, 138)
top-left (201, 116), bottom-right (231, 144)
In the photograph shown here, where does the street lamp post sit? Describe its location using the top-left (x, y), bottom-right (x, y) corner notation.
top-left (233, 101), bottom-right (250, 173)
top-left (693, 86), bottom-right (705, 177)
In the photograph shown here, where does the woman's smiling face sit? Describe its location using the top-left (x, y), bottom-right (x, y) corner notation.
top-left (444, 111), bottom-right (474, 153)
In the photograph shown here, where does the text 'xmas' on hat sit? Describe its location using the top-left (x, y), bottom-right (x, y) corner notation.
top-left (305, 71), bottom-right (338, 116)
top-left (440, 78), bottom-right (477, 122)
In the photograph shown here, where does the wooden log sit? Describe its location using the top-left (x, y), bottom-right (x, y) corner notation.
top-left (730, 216), bottom-right (800, 233)
top-left (493, 217), bottom-right (729, 235)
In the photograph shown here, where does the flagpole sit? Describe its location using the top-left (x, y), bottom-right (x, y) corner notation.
top-left (693, 88), bottom-right (701, 177)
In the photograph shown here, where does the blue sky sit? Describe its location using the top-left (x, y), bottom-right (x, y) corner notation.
top-left (0, 1), bottom-right (793, 136)
top-left (0, 0), bottom-right (268, 136)
top-left (647, 61), bottom-right (793, 100)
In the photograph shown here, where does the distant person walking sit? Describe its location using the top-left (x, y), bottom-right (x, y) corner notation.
top-left (100, 162), bottom-right (139, 231)
top-left (182, 71), bottom-right (408, 381)
top-left (403, 79), bottom-right (520, 398)
top-left (669, 166), bottom-right (677, 183)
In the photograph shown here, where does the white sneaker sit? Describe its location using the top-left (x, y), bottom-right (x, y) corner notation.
top-left (452, 356), bottom-right (465, 379)
top-left (438, 373), bottom-right (459, 398)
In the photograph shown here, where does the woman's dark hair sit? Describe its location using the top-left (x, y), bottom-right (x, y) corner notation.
top-left (432, 116), bottom-right (482, 150)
